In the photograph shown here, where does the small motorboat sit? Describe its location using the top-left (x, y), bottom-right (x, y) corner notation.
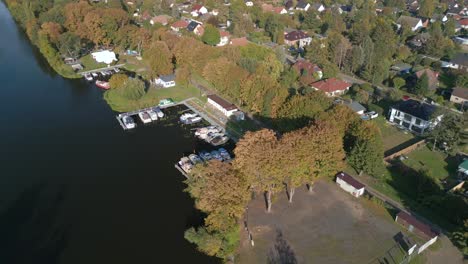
top-left (154, 107), bottom-right (164, 118)
top-left (84, 73), bottom-right (93, 81)
top-left (104, 70), bottom-right (113, 75)
top-left (114, 68), bottom-right (120, 73)
top-left (100, 71), bottom-right (108, 76)
top-left (138, 111), bottom-right (152, 123)
top-left (159, 98), bottom-right (175, 107)
top-left (199, 151), bottom-right (212, 161)
top-left (184, 116), bottom-right (202, 125)
top-left (147, 109), bottom-right (158, 121)
top-left (122, 115), bottom-right (136, 129)
top-left (91, 72), bottom-right (98, 78)
top-left (178, 157), bottom-right (193, 173)
top-left (210, 150), bottom-right (223, 161)
top-left (95, 80), bottom-right (110, 90)
top-left (180, 113), bottom-right (198, 122)
top-left (188, 154), bottom-right (202, 164)
top-left (210, 135), bottom-right (229, 146)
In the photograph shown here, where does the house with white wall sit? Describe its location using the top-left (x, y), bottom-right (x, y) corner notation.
top-left (335, 172), bottom-right (365, 198)
top-left (155, 74), bottom-right (176, 88)
top-left (388, 99), bottom-right (442, 135)
top-left (207, 94), bottom-right (238, 117)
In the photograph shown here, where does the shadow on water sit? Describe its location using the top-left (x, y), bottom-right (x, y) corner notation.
top-left (0, 182), bottom-right (69, 264)
top-left (267, 229), bottom-right (298, 264)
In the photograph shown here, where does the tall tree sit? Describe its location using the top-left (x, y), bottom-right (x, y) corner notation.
top-left (202, 24), bottom-right (221, 46)
top-left (418, 0), bottom-right (435, 18)
top-left (428, 111), bottom-right (467, 155)
top-left (413, 72), bottom-right (430, 96)
top-left (144, 41), bottom-right (173, 79)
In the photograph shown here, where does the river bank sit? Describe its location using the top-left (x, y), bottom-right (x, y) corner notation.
top-left (0, 2), bottom-right (219, 263)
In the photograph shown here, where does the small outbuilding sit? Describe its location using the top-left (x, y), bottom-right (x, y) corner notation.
top-left (395, 211), bottom-right (439, 254)
top-left (207, 94), bottom-right (238, 117)
top-left (155, 74), bottom-right (176, 88)
top-left (335, 172), bottom-right (365, 198)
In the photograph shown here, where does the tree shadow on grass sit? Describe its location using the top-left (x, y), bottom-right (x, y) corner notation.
top-left (267, 229), bottom-right (297, 264)
top-left (0, 182), bottom-right (69, 264)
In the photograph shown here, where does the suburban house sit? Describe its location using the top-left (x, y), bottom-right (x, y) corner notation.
top-left (408, 32), bottom-right (430, 48)
top-left (415, 68), bottom-right (439, 90)
top-left (395, 211), bottom-right (439, 254)
top-left (444, 53), bottom-right (468, 72)
top-left (207, 94), bottom-right (239, 117)
top-left (450, 87), bottom-right (468, 105)
top-left (91, 50), bottom-right (117, 65)
top-left (335, 172), bottom-right (365, 198)
top-left (245, 0), bottom-right (253, 7)
top-left (171, 20), bottom-right (189, 31)
top-left (397, 15), bottom-right (423, 31)
top-left (191, 4), bottom-right (208, 17)
top-left (430, 13), bottom-right (448, 23)
top-left (230, 37), bottom-right (249, 46)
top-left (217, 30), bottom-right (230, 46)
top-left (150, 15), bottom-right (171, 26)
top-left (460, 18), bottom-right (468, 29)
top-left (187, 21), bottom-right (204, 36)
top-left (457, 160), bottom-right (468, 179)
top-left (311, 3), bottom-right (326, 12)
top-left (292, 59), bottom-right (323, 84)
top-left (155, 74), bottom-right (176, 88)
top-left (262, 4), bottom-right (287, 14)
top-left (310, 78), bottom-right (352, 97)
top-left (388, 99), bottom-right (442, 134)
top-left (284, 30), bottom-right (312, 47)
top-left (284, 0), bottom-right (294, 10)
top-left (295, 0), bottom-right (310, 11)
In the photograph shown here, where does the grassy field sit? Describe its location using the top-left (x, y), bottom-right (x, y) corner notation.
top-left (78, 54), bottom-right (109, 71)
top-left (403, 145), bottom-right (457, 182)
top-left (374, 117), bottom-right (415, 154)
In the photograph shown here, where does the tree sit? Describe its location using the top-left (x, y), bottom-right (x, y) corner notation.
top-left (201, 24), bottom-right (220, 46)
top-left (346, 121), bottom-right (385, 177)
top-left (233, 129), bottom-right (282, 212)
top-left (428, 111), bottom-right (466, 154)
top-left (418, 0), bottom-right (435, 18)
top-left (109, 74), bottom-right (128, 89)
top-left (41, 22), bottom-right (62, 44)
top-left (57, 32), bottom-right (81, 58)
top-left (144, 41), bottom-right (173, 79)
top-left (392, 77), bottom-right (406, 89)
top-left (413, 72), bottom-right (430, 96)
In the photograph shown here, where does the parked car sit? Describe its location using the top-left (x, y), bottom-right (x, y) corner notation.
top-left (367, 111), bottom-right (378, 119)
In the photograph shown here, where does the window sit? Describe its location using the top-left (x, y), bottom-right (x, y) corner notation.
top-left (415, 118), bottom-right (421, 125)
top-left (404, 114), bottom-right (412, 121)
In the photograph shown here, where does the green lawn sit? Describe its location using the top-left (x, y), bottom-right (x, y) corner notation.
top-left (403, 145), bottom-right (457, 181)
top-left (375, 117), bottom-right (415, 153)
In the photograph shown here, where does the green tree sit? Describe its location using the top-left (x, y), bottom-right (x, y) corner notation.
top-left (144, 41), bottom-right (173, 79)
top-left (392, 77), bottom-right (406, 89)
top-left (418, 0), bottom-right (435, 18)
top-left (109, 74), bottom-right (128, 89)
top-left (201, 24), bottom-right (221, 46)
top-left (57, 32), bottom-right (81, 58)
top-left (413, 72), bottom-right (430, 96)
top-left (428, 111), bottom-right (466, 154)
top-left (346, 121), bottom-right (385, 177)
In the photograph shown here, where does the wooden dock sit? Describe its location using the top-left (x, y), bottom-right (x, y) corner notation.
top-left (174, 164), bottom-right (190, 179)
top-left (78, 64), bottom-right (126, 75)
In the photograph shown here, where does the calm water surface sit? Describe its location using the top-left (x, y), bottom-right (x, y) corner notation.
top-left (0, 2), bottom-right (218, 263)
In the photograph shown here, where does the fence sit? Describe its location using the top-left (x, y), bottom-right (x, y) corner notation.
top-left (384, 139), bottom-right (426, 162)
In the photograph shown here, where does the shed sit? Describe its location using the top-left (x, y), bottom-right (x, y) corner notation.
top-left (395, 211), bottom-right (438, 240)
top-left (335, 172), bottom-right (365, 198)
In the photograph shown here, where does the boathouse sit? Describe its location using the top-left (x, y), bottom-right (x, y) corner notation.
top-left (207, 94), bottom-right (238, 117)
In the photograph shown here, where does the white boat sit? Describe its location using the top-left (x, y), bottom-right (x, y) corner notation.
top-left (91, 72), bottom-right (98, 78)
top-left (100, 71), bottom-right (108, 76)
top-left (114, 68), bottom-right (120, 73)
top-left (195, 126), bottom-right (223, 139)
top-left (84, 73), bottom-right (93, 81)
top-left (122, 115), bottom-right (136, 129)
top-left (180, 113), bottom-right (198, 122)
top-left (189, 154), bottom-right (202, 164)
top-left (104, 70), bottom-right (113, 75)
top-left (154, 107), bottom-right (164, 118)
top-left (138, 111), bottom-right (152, 123)
top-left (178, 157), bottom-right (193, 173)
top-left (210, 135), bottom-right (229, 146)
top-left (184, 116), bottom-right (202, 125)
top-left (147, 109), bottom-right (158, 121)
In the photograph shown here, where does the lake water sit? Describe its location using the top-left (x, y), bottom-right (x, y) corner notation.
top-left (0, 2), bottom-right (218, 263)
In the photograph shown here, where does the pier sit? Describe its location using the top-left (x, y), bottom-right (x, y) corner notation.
top-left (78, 64), bottom-right (126, 75)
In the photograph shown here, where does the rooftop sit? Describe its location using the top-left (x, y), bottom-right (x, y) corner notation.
top-left (397, 15), bottom-right (421, 28)
top-left (310, 78), bottom-right (351, 93)
top-left (391, 99), bottom-right (437, 121)
top-left (207, 94), bottom-right (237, 110)
top-left (452, 87), bottom-right (468, 100)
top-left (396, 211), bottom-right (439, 239)
top-left (336, 172), bottom-right (365, 190)
top-left (285, 30), bottom-right (310, 41)
top-left (451, 53), bottom-right (468, 66)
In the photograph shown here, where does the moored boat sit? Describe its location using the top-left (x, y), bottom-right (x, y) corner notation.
top-left (188, 154), bottom-right (202, 164)
top-left (95, 80), bottom-right (110, 90)
top-left (91, 72), bottom-right (98, 78)
top-left (84, 73), bottom-right (93, 81)
top-left (218, 148), bottom-right (231, 161)
top-left (154, 107), bottom-right (164, 118)
top-left (199, 151), bottom-right (212, 161)
top-left (147, 109), bottom-right (158, 121)
top-left (210, 135), bottom-right (229, 146)
top-left (138, 111), bottom-right (152, 123)
top-left (122, 115), bottom-right (136, 129)
top-left (210, 150), bottom-right (223, 161)
top-left (178, 157), bottom-right (193, 173)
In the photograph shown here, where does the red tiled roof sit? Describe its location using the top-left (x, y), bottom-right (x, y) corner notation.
top-left (396, 211), bottom-right (439, 239)
top-left (460, 18), bottom-right (468, 25)
top-left (192, 4), bottom-right (204, 11)
top-left (273, 7), bottom-right (286, 14)
top-left (230, 37), bottom-right (249, 46)
top-left (172, 20), bottom-right (189, 28)
top-left (293, 60), bottom-right (322, 74)
top-left (311, 78), bottom-right (351, 93)
top-left (284, 30), bottom-right (309, 41)
top-left (208, 94), bottom-right (237, 110)
top-left (336, 172), bottom-right (365, 190)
